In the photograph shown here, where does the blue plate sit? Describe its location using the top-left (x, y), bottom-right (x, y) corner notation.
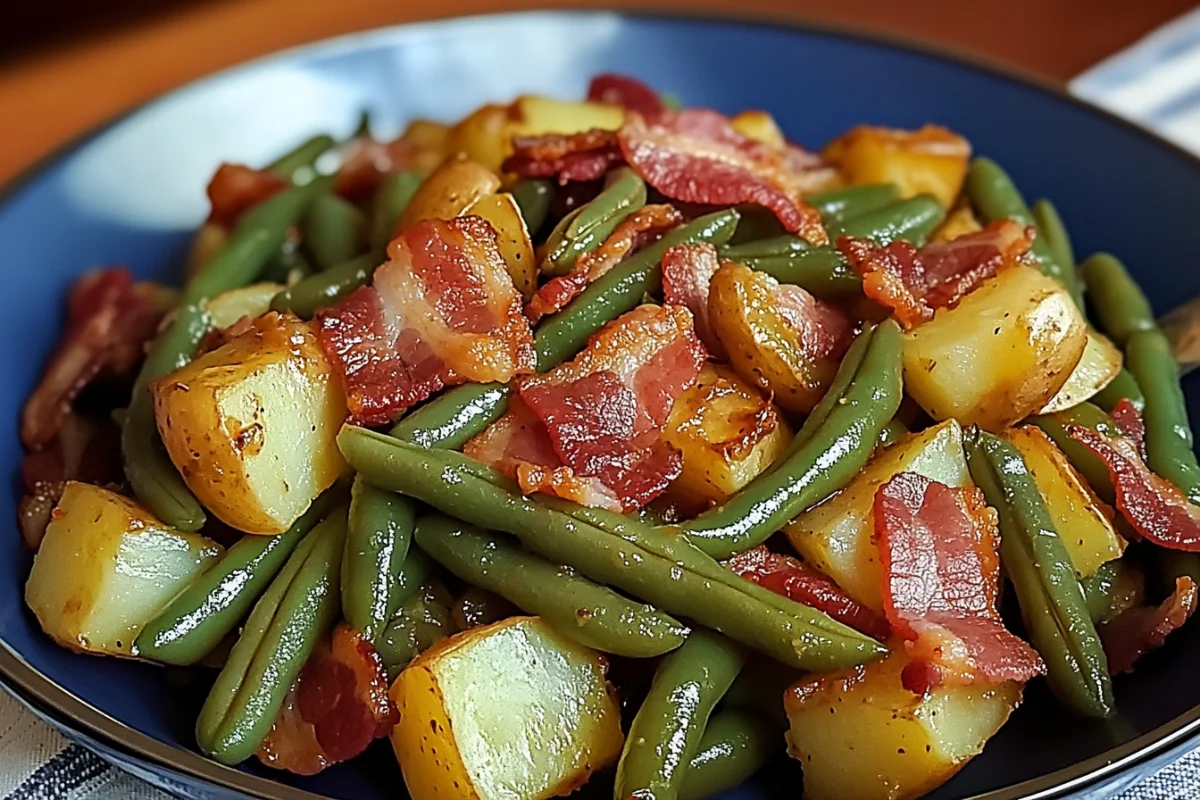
top-left (2, 10), bottom-right (1199, 800)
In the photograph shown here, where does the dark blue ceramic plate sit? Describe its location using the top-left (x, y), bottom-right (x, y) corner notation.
top-left (2, 10), bottom-right (1200, 800)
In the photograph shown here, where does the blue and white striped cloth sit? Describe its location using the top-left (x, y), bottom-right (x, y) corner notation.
top-left (6, 8), bottom-right (1200, 799)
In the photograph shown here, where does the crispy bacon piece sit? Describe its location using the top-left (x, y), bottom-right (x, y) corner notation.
top-left (838, 220), bottom-right (1035, 329)
top-left (726, 546), bottom-right (890, 640)
top-left (206, 163), bottom-right (288, 228)
top-left (587, 73), bottom-right (666, 119)
top-left (257, 624), bottom-right (397, 775)
top-left (1068, 420), bottom-right (1200, 551)
top-left (618, 109), bottom-right (828, 245)
top-left (1110, 397), bottom-right (1148, 459)
top-left (465, 305), bottom-right (704, 511)
top-left (661, 242), bottom-right (726, 359)
top-left (502, 129), bottom-right (625, 185)
top-left (1100, 576), bottom-right (1198, 675)
top-left (335, 136), bottom-right (414, 201)
top-left (317, 216), bottom-right (536, 425)
top-left (526, 204), bottom-right (683, 323)
top-left (22, 268), bottom-right (172, 450)
top-left (874, 472), bottom-right (1045, 693)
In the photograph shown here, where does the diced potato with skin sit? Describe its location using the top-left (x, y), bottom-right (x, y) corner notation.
top-left (823, 124), bottom-right (971, 209)
top-left (785, 646), bottom-right (1023, 800)
top-left (662, 364), bottom-right (792, 515)
top-left (708, 262), bottom-right (839, 414)
top-left (390, 616), bottom-right (622, 800)
top-left (506, 95), bottom-right (625, 139)
top-left (465, 193), bottom-right (536, 299)
top-left (1007, 426), bottom-right (1125, 577)
top-left (730, 110), bottom-right (786, 148)
top-left (784, 420), bottom-right (970, 612)
top-left (152, 313), bottom-right (350, 535)
top-left (398, 154), bottom-right (502, 231)
top-left (1037, 328), bottom-right (1122, 414)
top-left (445, 104), bottom-right (511, 174)
top-left (903, 265), bottom-right (1088, 432)
top-left (403, 118), bottom-right (453, 173)
top-left (929, 204), bottom-right (982, 244)
top-left (25, 482), bottom-right (223, 657)
top-left (204, 282), bottom-right (284, 330)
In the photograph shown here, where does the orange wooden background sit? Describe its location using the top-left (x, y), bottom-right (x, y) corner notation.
top-left (0, 0), bottom-right (1193, 183)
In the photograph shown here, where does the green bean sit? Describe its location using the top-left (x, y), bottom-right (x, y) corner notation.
top-left (414, 514), bottom-right (689, 657)
top-left (196, 508), bottom-right (346, 763)
top-left (122, 303), bottom-right (211, 531)
top-left (1080, 254), bottom-right (1156, 348)
top-left (453, 586), bottom-right (517, 630)
top-left (967, 432), bottom-right (1113, 718)
top-left (510, 178), bottom-right (554, 236)
top-left (721, 235), bottom-right (810, 261)
top-left (616, 631), bottom-right (744, 800)
top-left (369, 171), bottom-right (422, 249)
top-left (732, 249), bottom-right (860, 299)
top-left (877, 418), bottom-right (909, 449)
top-left (184, 176), bottom-right (331, 305)
top-left (260, 240), bottom-right (313, 285)
top-left (789, 323), bottom-right (876, 455)
top-left (268, 134), bottom-right (336, 181)
top-left (338, 426), bottom-right (886, 670)
top-left (342, 476), bottom-right (415, 643)
top-left (393, 545), bottom-right (436, 607)
top-left (828, 194), bottom-right (944, 247)
top-left (135, 485), bottom-right (346, 665)
top-left (808, 183), bottom-right (900, 222)
top-left (1080, 561), bottom-right (1120, 624)
top-left (1031, 402), bottom-right (1121, 504)
top-left (391, 209), bottom-right (741, 449)
top-left (680, 321), bottom-right (903, 559)
top-left (1031, 199), bottom-right (1076, 281)
top-left (1081, 559), bottom-right (1150, 624)
top-left (303, 192), bottom-right (367, 271)
top-left (966, 158), bottom-right (1082, 306)
top-left (269, 251), bottom-right (381, 320)
top-left (376, 580), bottom-right (457, 679)
top-left (541, 167), bottom-right (646, 276)
top-left (1092, 367), bottom-right (1146, 414)
top-left (679, 710), bottom-right (779, 800)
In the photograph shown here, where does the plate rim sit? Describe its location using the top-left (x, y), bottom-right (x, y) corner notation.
top-left (3, 8), bottom-right (1200, 800)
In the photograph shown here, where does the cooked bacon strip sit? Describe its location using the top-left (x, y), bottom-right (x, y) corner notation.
top-left (1068, 422), bottom-right (1200, 551)
top-left (317, 216), bottom-right (536, 425)
top-left (587, 73), bottom-right (666, 119)
top-left (257, 624), bottom-right (397, 775)
top-left (1110, 397), bottom-right (1148, 459)
top-left (206, 163), bottom-right (288, 228)
top-left (874, 472), bottom-right (1045, 693)
top-left (618, 110), bottom-right (827, 245)
top-left (726, 546), bottom-right (890, 641)
top-left (838, 220), bottom-right (1035, 329)
top-left (466, 305), bottom-right (704, 511)
top-left (22, 268), bottom-right (172, 450)
top-left (1100, 576), bottom-right (1198, 675)
top-left (527, 204), bottom-right (683, 323)
top-left (661, 242), bottom-right (726, 359)
top-left (502, 129), bottom-right (624, 184)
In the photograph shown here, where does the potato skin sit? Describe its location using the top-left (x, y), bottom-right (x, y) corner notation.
top-left (903, 265), bottom-right (1087, 432)
top-left (466, 193), bottom-right (536, 299)
top-left (398, 154), bottom-right (502, 231)
top-left (152, 313), bottom-right (350, 535)
top-left (823, 124), bottom-right (971, 208)
top-left (709, 262), bottom-right (840, 414)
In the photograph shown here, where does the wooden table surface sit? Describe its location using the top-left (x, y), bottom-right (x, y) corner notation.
top-left (0, 0), bottom-right (1192, 183)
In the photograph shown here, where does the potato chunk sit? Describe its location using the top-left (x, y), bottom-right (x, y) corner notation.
top-left (390, 616), bottom-right (622, 800)
top-left (466, 193), bottom-right (536, 299)
top-left (1037, 328), bottom-right (1122, 414)
top-left (903, 265), bottom-right (1087, 431)
top-left (823, 124), bottom-right (971, 208)
top-left (25, 483), bottom-right (222, 657)
top-left (784, 420), bottom-right (970, 612)
top-left (398, 155), bottom-right (502, 231)
top-left (205, 282), bottom-right (283, 330)
top-left (152, 313), bottom-right (350, 534)
top-left (662, 364), bottom-right (792, 515)
top-left (785, 647), bottom-right (1022, 800)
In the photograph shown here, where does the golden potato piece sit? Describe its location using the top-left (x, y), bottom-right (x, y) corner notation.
top-left (466, 193), bottom-right (536, 299)
top-left (824, 124), bottom-right (971, 208)
top-left (398, 154), bottom-right (502, 231)
top-left (1037, 328), bottom-right (1122, 414)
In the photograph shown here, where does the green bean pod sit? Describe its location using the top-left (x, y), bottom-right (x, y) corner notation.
top-left (376, 580), bottom-right (458, 679)
top-left (680, 321), bottom-right (903, 559)
top-left (510, 178), bottom-right (555, 237)
top-left (369, 171), bottom-right (423, 249)
top-left (1031, 199), bottom-right (1076, 283)
top-left (342, 475), bottom-right (415, 642)
top-left (1079, 254), bottom-right (1156, 348)
top-left (391, 209), bottom-right (741, 449)
top-left (679, 709), bottom-right (779, 800)
top-left (966, 431), bottom-right (1114, 718)
top-left (827, 194), bottom-right (945, 247)
top-left (616, 631), bottom-right (745, 800)
top-left (337, 426), bottom-right (886, 671)
top-left (721, 235), bottom-right (811, 260)
top-left (730, 248), bottom-right (860, 299)
top-left (195, 508), bottom-right (347, 763)
top-left (122, 303), bottom-right (211, 531)
top-left (1080, 561), bottom-right (1120, 624)
top-left (808, 183), bottom-right (900, 222)
top-left (966, 158), bottom-right (1082, 307)
top-left (877, 418), bottom-right (909, 449)
top-left (135, 485), bottom-right (346, 665)
top-left (414, 513), bottom-right (689, 657)
top-left (269, 251), bottom-right (381, 320)
top-left (303, 191), bottom-right (367, 271)
top-left (1091, 367), bottom-right (1146, 414)
top-left (268, 134), bottom-right (336, 180)
top-left (1030, 402), bottom-right (1121, 503)
top-left (541, 167), bottom-right (647, 276)
top-left (393, 545), bottom-right (436, 607)
top-left (260, 240), bottom-right (313, 285)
